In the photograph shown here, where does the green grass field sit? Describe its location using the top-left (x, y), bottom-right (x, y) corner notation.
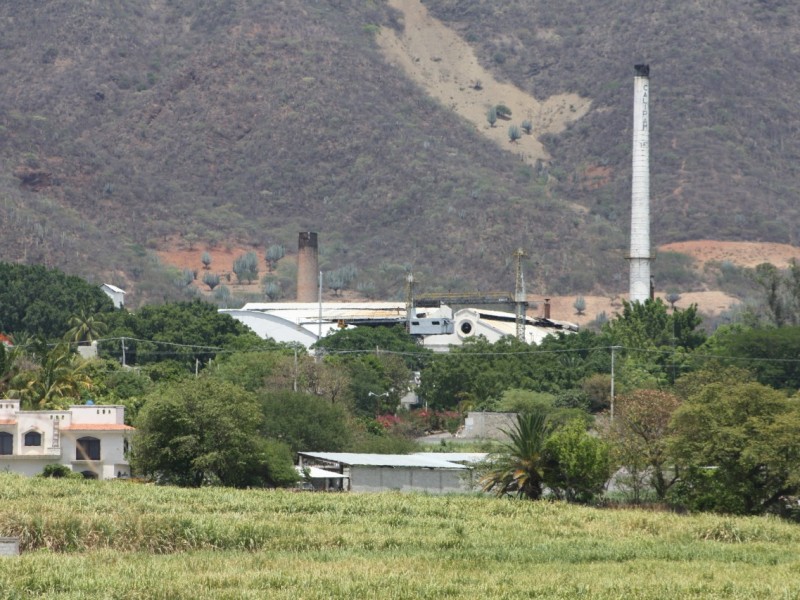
top-left (1, 474), bottom-right (799, 599)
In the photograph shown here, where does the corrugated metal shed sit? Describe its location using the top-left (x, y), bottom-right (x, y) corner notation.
top-left (413, 452), bottom-right (488, 464)
top-left (296, 465), bottom-right (347, 479)
top-left (298, 452), bottom-right (468, 470)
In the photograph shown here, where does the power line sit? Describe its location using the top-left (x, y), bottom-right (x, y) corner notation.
top-left (14, 336), bottom-right (800, 368)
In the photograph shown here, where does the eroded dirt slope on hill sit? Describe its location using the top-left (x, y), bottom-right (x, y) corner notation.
top-left (377, 0), bottom-right (591, 163)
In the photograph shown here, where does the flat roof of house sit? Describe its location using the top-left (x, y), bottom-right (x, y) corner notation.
top-left (298, 452), bottom-right (468, 470)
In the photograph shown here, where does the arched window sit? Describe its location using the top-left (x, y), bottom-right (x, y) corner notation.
top-left (24, 431), bottom-right (42, 447)
top-left (0, 432), bottom-right (11, 455)
top-left (76, 436), bottom-right (101, 461)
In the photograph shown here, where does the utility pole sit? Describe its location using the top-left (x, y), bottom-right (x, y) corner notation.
top-left (610, 345), bottom-right (622, 422)
top-left (405, 272), bottom-right (415, 332)
top-left (316, 270), bottom-right (323, 362)
top-left (514, 248), bottom-right (528, 342)
top-left (293, 348), bottom-right (298, 392)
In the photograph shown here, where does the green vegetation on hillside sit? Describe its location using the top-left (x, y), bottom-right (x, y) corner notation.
top-left (5, 2), bottom-right (798, 301)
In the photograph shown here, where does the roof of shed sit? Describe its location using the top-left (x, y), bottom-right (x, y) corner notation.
top-left (298, 452), bottom-right (468, 469)
top-left (413, 452), bottom-right (488, 464)
top-left (296, 465), bottom-right (347, 479)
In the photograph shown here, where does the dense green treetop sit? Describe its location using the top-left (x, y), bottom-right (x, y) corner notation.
top-left (702, 325), bottom-right (800, 391)
top-left (209, 350), bottom-right (297, 393)
top-left (418, 331), bottom-right (610, 410)
top-left (543, 418), bottom-right (611, 504)
top-left (315, 325), bottom-right (429, 370)
top-left (668, 381), bottom-right (800, 515)
top-left (133, 378), bottom-right (296, 488)
top-left (102, 300), bottom-right (268, 368)
top-left (604, 299), bottom-right (705, 351)
top-left (0, 262), bottom-right (113, 340)
top-left (260, 390), bottom-right (352, 453)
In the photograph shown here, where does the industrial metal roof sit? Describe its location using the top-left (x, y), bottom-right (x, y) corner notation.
top-left (413, 452), bottom-right (488, 464)
top-left (298, 452), bottom-right (468, 470)
top-left (296, 465), bottom-right (347, 479)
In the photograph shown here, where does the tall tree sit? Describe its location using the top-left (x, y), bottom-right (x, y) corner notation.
top-left (259, 390), bottom-right (352, 453)
top-left (668, 381), bottom-right (800, 515)
top-left (65, 310), bottom-right (108, 345)
top-left (102, 300), bottom-right (266, 370)
top-left (133, 378), bottom-right (296, 488)
top-left (603, 298), bottom-right (705, 386)
top-left (0, 262), bottom-right (113, 340)
top-left (543, 419), bottom-right (611, 503)
top-left (11, 344), bottom-right (92, 409)
top-left (706, 326), bottom-right (800, 391)
top-left (607, 389), bottom-right (681, 500)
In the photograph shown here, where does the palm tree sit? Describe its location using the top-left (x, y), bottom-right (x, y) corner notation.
top-left (66, 310), bottom-right (108, 345)
top-left (480, 411), bottom-right (551, 499)
top-left (12, 344), bottom-right (92, 410)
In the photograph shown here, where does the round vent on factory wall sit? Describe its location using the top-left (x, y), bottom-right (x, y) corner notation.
top-left (459, 320), bottom-right (474, 337)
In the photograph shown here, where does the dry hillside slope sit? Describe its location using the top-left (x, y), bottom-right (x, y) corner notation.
top-left (377, 0), bottom-right (591, 163)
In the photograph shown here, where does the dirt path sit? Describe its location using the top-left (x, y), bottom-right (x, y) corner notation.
top-left (377, 0), bottom-right (591, 162)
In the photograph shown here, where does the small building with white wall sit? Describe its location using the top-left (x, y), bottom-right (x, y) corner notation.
top-left (460, 412), bottom-right (518, 441)
top-left (0, 400), bottom-right (133, 480)
top-left (100, 283), bottom-right (126, 309)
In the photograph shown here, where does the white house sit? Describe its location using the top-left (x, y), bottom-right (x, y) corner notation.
top-left (0, 400), bottom-right (133, 480)
top-left (100, 283), bottom-right (126, 309)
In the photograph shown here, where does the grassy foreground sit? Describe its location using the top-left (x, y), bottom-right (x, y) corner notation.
top-left (0, 474), bottom-right (799, 599)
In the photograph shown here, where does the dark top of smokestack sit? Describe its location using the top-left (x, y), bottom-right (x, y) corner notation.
top-left (298, 231), bottom-right (318, 250)
top-left (634, 64), bottom-right (650, 77)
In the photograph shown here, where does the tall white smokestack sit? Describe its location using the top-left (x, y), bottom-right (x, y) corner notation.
top-left (629, 64), bottom-right (652, 303)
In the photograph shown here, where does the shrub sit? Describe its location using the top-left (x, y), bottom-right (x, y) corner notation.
top-left (40, 464), bottom-right (81, 479)
top-left (233, 252), bottom-right (259, 284)
top-left (495, 104), bottom-right (512, 118)
top-left (202, 272), bottom-right (220, 290)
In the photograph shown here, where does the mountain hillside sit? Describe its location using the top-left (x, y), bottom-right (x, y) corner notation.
top-left (1, 0), bottom-right (799, 306)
